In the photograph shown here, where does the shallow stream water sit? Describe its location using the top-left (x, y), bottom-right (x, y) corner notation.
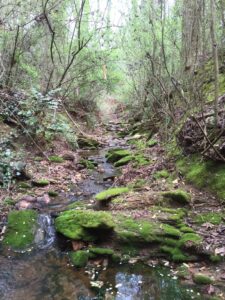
top-left (0, 144), bottom-right (205, 299)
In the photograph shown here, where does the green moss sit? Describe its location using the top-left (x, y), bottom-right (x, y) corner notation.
top-left (134, 154), bottom-right (150, 166)
top-left (132, 179), bottom-right (146, 189)
top-left (48, 190), bottom-right (58, 197)
top-left (210, 255), bottom-right (223, 263)
top-left (193, 273), bottom-right (214, 284)
top-left (194, 212), bottom-right (224, 225)
top-left (160, 246), bottom-right (189, 262)
top-left (153, 170), bottom-right (170, 180)
top-left (115, 215), bottom-right (162, 243)
top-left (32, 179), bottom-right (49, 187)
top-left (3, 210), bottom-right (38, 250)
top-left (95, 187), bottom-right (129, 201)
top-left (163, 237), bottom-right (179, 247)
top-left (49, 155), bottom-right (64, 163)
top-left (176, 264), bottom-right (190, 279)
top-left (112, 197), bottom-right (123, 204)
top-left (19, 182), bottom-right (32, 189)
top-left (147, 139), bottom-right (157, 147)
top-left (121, 245), bottom-right (139, 256)
top-left (55, 210), bottom-right (115, 241)
top-left (89, 247), bottom-right (114, 257)
top-left (80, 159), bottom-right (97, 170)
top-left (77, 137), bottom-right (99, 149)
top-left (114, 155), bottom-right (133, 167)
top-left (162, 190), bottom-right (191, 205)
top-left (161, 224), bottom-right (181, 238)
top-left (180, 226), bottom-right (195, 233)
top-left (66, 201), bottom-right (88, 210)
top-left (106, 149), bottom-right (132, 163)
top-left (69, 251), bottom-right (89, 267)
top-left (178, 233), bottom-right (202, 247)
top-left (176, 155), bottom-right (225, 201)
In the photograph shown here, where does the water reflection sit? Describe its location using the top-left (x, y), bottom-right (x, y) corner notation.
top-left (0, 250), bottom-right (203, 300)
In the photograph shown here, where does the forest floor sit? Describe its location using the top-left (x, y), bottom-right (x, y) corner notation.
top-left (1, 109), bottom-right (225, 299)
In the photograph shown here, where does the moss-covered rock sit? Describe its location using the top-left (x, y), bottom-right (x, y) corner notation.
top-left (160, 245), bottom-right (190, 262)
top-left (3, 210), bottom-right (38, 250)
top-left (19, 182), bottom-right (32, 189)
top-left (115, 215), bottom-right (163, 243)
top-left (95, 187), bottom-right (129, 202)
top-left (55, 210), bottom-right (115, 241)
top-left (49, 155), bottom-right (64, 163)
top-left (69, 250), bottom-right (89, 267)
top-left (114, 155), bottom-right (133, 167)
top-left (178, 233), bottom-right (202, 247)
top-left (193, 273), bottom-right (214, 284)
top-left (48, 190), bottom-right (58, 197)
top-left (179, 226), bottom-right (195, 233)
top-left (77, 136), bottom-right (99, 149)
top-left (89, 247), bottom-right (114, 257)
top-left (162, 190), bottom-right (191, 205)
top-left (106, 149), bottom-right (132, 163)
top-left (32, 179), bottom-right (49, 187)
top-left (161, 224), bottom-right (182, 238)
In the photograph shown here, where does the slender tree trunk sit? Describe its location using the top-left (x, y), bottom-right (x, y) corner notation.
top-left (210, 0), bottom-right (219, 125)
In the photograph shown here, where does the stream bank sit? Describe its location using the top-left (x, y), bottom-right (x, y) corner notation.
top-left (0, 118), bottom-right (225, 299)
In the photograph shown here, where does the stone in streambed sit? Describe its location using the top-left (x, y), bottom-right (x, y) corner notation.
top-left (3, 210), bottom-right (38, 250)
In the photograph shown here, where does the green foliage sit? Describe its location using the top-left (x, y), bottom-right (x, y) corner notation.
top-left (3, 210), bottom-right (38, 250)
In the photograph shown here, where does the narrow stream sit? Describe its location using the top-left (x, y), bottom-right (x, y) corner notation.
top-left (0, 142), bottom-right (205, 299)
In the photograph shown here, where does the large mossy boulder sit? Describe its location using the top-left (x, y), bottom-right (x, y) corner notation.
top-left (95, 187), bottom-right (129, 202)
top-left (3, 210), bottom-right (38, 250)
top-left (55, 210), bottom-right (115, 241)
